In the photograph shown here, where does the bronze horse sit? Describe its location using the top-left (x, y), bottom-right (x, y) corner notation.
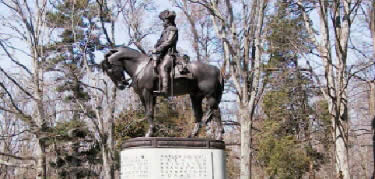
top-left (102, 47), bottom-right (224, 140)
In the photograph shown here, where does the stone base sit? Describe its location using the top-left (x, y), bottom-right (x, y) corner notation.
top-left (120, 137), bottom-right (226, 179)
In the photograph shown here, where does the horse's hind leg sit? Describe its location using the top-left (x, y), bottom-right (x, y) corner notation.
top-left (206, 97), bottom-right (224, 140)
top-left (189, 95), bottom-right (203, 138)
top-left (214, 108), bottom-right (224, 140)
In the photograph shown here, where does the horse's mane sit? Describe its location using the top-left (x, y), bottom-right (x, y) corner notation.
top-left (116, 46), bottom-right (143, 58)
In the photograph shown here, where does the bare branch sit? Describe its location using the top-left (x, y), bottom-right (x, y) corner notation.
top-left (96, 0), bottom-right (114, 47)
top-left (0, 67), bottom-right (34, 99)
top-left (0, 159), bottom-right (35, 169)
top-left (222, 120), bottom-right (240, 126)
top-left (0, 81), bottom-right (26, 115)
top-left (0, 40), bottom-right (32, 75)
top-left (0, 151), bottom-right (35, 161)
top-left (80, 81), bottom-right (105, 94)
top-left (0, 129), bottom-right (30, 139)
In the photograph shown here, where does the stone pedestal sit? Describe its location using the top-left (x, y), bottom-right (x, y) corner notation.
top-left (120, 137), bottom-right (226, 179)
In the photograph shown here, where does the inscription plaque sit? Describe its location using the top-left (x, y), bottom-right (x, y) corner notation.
top-left (159, 153), bottom-right (209, 178)
top-left (122, 154), bottom-right (150, 178)
top-left (120, 138), bottom-right (226, 179)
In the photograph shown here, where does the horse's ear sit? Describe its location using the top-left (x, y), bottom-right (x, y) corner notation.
top-left (109, 49), bottom-right (118, 53)
top-left (104, 49), bottom-right (117, 59)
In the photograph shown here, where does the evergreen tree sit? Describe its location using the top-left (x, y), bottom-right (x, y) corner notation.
top-left (43, 0), bottom-right (110, 177)
top-left (256, 1), bottom-right (324, 178)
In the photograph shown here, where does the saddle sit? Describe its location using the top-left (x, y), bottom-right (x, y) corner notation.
top-left (152, 53), bottom-right (193, 80)
top-left (173, 54), bottom-right (193, 79)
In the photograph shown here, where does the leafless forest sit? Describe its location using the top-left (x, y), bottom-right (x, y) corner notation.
top-left (0, 0), bottom-right (374, 178)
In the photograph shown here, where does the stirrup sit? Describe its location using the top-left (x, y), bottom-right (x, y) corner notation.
top-left (175, 72), bottom-right (193, 79)
top-left (153, 90), bottom-right (168, 97)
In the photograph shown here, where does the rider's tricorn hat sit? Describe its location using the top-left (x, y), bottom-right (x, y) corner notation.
top-left (159, 10), bottom-right (176, 21)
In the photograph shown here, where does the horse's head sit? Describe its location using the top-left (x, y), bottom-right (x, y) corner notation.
top-left (101, 49), bottom-right (118, 74)
top-left (102, 46), bottom-right (149, 80)
top-left (100, 59), bottom-right (110, 74)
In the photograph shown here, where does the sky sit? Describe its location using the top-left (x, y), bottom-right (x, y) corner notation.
top-left (1, 1), bottom-right (373, 68)
top-left (94, 0), bottom-right (197, 64)
top-left (0, 0), bottom-right (373, 122)
top-left (0, 0), bottom-right (183, 67)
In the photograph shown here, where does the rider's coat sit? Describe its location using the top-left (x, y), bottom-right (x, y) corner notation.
top-left (154, 25), bottom-right (178, 56)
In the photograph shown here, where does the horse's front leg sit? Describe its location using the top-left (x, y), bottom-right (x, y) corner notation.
top-left (143, 90), bottom-right (155, 137)
top-left (189, 95), bottom-right (203, 138)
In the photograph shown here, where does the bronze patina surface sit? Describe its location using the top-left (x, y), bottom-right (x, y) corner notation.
top-left (102, 10), bottom-right (224, 140)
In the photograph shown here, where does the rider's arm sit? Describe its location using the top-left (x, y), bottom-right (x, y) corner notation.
top-left (154, 27), bottom-right (177, 53)
top-left (154, 34), bottom-right (163, 48)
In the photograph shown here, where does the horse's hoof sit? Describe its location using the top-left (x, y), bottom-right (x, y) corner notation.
top-left (145, 132), bottom-right (152, 138)
top-left (138, 118), bottom-right (146, 122)
top-left (215, 135), bottom-right (223, 141)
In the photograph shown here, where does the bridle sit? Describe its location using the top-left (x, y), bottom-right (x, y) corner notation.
top-left (124, 58), bottom-right (151, 88)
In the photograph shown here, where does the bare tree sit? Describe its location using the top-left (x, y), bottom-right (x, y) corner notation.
top-left (93, 0), bottom-right (155, 177)
top-left (364, 0), bottom-right (375, 177)
top-left (298, 0), bottom-right (363, 178)
top-left (184, 0), bottom-right (266, 178)
top-left (366, 0), bottom-right (375, 125)
top-left (0, 0), bottom-right (52, 178)
top-left (115, 0), bottom-right (156, 53)
top-left (173, 0), bottom-right (202, 61)
top-left (0, 78), bottom-right (35, 177)
top-left (172, 0), bottom-right (220, 62)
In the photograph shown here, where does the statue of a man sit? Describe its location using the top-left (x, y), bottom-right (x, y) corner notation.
top-left (152, 10), bottom-right (179, 95)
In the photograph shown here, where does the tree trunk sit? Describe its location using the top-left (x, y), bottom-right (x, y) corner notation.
top-left (34, 48), bottom-right (47, 179)
top-left (314, 1), bottom-right (351, 177)
top-left (187, 0), bottom-right (264, 178)
top-left (101, 87), bottom-right (116, 179)
top-left (370, 82), bottom-right (375, 178)
top-left (181, 0), bottom-right (201, 61)
top-left (333, 1), bottom-right (351, 177)
top-left (239, 105), bottom-right (251, 179)
top-left (36, 140), bottom-right (46, 179)
top-left (239, 1), bottom-right (264, 177)
top-left (101, 128), bottom-right (115, 179)
top-left (102, 144), bottom-right (114, 179)
top-left (370, 2), bottom-right (375, 177)
top-left (333, 116), bottom-right (349, 179)
top-left (370, 82), bottom-right (375, 126)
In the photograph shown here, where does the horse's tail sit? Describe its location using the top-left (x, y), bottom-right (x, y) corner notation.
top-left (215, 66), bottom-right (225, 103)
top-left (219, 65), bottom-right (225, 92)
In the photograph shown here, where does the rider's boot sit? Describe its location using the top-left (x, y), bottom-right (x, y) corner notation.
top-left (154, 70), bottom-right (169, 97)
top-left (160, 76), bottom-right (168, 97)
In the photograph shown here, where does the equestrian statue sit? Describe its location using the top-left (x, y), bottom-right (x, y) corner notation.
top-left (101, 10), bottom-right (224, 140)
